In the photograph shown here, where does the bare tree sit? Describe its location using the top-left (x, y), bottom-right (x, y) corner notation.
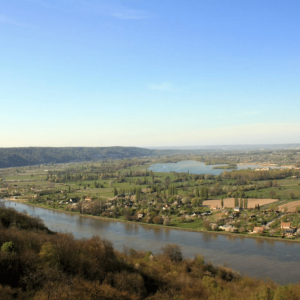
top-left (161, 244), bottom-right (183, 263)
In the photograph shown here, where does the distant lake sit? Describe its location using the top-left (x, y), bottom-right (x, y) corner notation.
top-left (148, 160), bottom-right (267, 175)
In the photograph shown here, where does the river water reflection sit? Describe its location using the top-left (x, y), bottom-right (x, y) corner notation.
top-left (2, 200), bottom-right (300, 285)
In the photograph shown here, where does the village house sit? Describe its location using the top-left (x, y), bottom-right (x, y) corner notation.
top-left (234, 207), bottom-right (243, 212)
top-left (284, 228), bottom-right (297, 237)
top-left (253, 227), bottom-right (264, 234)
top-left (162, 205), bottom-right (170, 211)
top-left (201, 211), bottom-right (212, 216)
top-left (219, 225), bottom-right (232, 231)
top-left (84, 197), bottom-right (92, 202)
top-left (191, 212), bottom-right (201, 219)
top-left (69, 197), bottom-right (79, 203)
top-left (210, 205), bottom-right (219, 210)
top-left (281, 222), bottom-right (291, 229)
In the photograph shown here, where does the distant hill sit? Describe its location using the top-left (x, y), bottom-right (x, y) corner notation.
top-left (149, 143), bottom-right (300, 150)
top-left (2, 143), bottom-right (299, 168)
top-left (0, 147), bottom-right (157, 168)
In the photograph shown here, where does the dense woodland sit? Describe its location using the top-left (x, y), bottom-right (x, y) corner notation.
top-left (0, 147), bottom-right (158, 168)
top-left (1, 205), bottom-right (300, 300)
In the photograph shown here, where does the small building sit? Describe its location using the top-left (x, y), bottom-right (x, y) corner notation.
top-left (201, 211), bottom-right (212, 216)
top-left (191, 212), bottom-right (201, 218)
top-left (219, 225), bottom-right (232, 231)
top-left (210, 205), bottom-right (219, 210)
top-left (234, 207), bottom-right (243, 212)
top-left (253, 227), bottom-right (264, 234)
top-left (69, 197), bottom-right (79, 203)
top-left (284, 228), bottom-right (297, 237)
top-left (85, 197), bottom-right (92, 202)
top-left (281, 222), bottom-right (291, 229)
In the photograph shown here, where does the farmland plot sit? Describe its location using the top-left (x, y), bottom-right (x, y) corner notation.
top-left (203, 198), bottom-right (278, 208)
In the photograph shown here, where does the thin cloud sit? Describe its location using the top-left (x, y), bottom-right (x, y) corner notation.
top-left (0, 14), bottom-right (31, 27)
top-left (148, 82), bottom-right (180, 92)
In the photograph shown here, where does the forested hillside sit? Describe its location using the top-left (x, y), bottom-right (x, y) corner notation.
top-left (0, 147), bottom-right (157, 168)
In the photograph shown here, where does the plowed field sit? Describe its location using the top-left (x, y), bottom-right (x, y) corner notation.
top-left (278, 201), bottom-right (300, 212)
top-left (203, 198), bottom-right (278, 208)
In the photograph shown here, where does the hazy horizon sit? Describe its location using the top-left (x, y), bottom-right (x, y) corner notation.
top-left (1, 0), bottom-right (300, 147)
top-left (1, 143), bottom-right (300, 150)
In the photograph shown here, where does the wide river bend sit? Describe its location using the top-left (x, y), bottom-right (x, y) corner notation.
top-left (1, 200), bottom-right (300, 285)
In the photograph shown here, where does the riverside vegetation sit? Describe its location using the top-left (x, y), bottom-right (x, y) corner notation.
top-left (1, 204), bottom-right (300, 300)
top-left (1, 154), bottom-right (300, 239)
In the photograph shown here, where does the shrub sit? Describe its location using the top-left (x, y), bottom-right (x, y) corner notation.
top-left (1, 241), bottom-right (15, 253)
top-left (39, 242), bottom-right (59, 268)
top-left (153, 216), bottom-right (163, 224)
top-left (195, 254), bottom-right (205, 265)
top-left (163, 217), bottom-right (171, 226)
top-left (113, 271), bottom-right (146, 297)
top-left (162, 244), bottom-right (183, 263)
top-left (203, 220), bottom-right (211, 230)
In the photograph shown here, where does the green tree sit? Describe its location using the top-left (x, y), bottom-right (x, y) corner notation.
top-left (164, 176), bottom-right (171, 188)
top-left (234, 197), bottom-right (238, 207)
top-left (192, 197), bottom-right (201, 206)
top-left (136, 187), bottom-right (141, 200)
top-left (1, 241), bottom-right (15, 253)
top-left (113, 187), bottom-right (118, 196)
top-left (200, 187), bottom-right (208, 200)
top-left (195, 186), bottom-right (200, 197)
top-left (39, 242), bottom-right (59, 268)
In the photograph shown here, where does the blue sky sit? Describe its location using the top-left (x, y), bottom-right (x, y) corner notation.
top-left (1, 0), bottom-right (300, 147)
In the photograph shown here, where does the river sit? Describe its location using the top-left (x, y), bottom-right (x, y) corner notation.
top-left (1, 200), bottom-right (300, 285)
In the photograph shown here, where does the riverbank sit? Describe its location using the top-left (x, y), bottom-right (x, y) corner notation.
top-left (3, 204), bottom-right (295, 299)
top-left (3, 198), bottom-right (300, 245)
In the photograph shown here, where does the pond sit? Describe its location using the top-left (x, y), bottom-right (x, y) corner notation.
top-left (148, 160), bottom-right (273, 175)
